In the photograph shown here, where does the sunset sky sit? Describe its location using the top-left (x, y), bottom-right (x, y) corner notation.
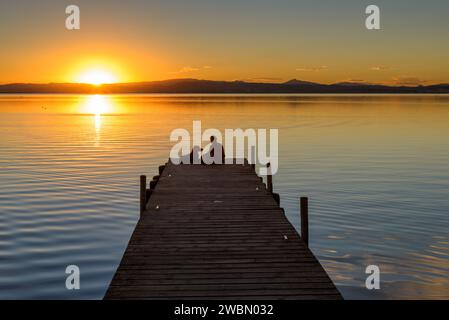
top-left (1, 0), bottom-right (448, 85)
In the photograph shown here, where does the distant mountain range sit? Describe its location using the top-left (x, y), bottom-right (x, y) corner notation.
top-left (1, 78), bottom-right (449, 94)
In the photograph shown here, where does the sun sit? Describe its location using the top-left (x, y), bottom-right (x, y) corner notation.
top-left (77, 69), bottom-right (118, 85)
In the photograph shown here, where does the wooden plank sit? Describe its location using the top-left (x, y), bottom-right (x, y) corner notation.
top-left (104, 161), bottom-right (342, 300)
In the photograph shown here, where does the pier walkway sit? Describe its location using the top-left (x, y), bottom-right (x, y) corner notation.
top-left (105, 161), bottom-right (341, 300)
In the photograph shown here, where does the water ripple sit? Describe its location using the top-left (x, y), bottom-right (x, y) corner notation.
top-left (1, 94), bottom-right (449, 299)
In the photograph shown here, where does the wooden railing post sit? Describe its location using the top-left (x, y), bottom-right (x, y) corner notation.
top-left (267, 163), bottom-right (273, 193)
top-left (140, 175), bottom-right (147, 216)
top-left (300, 197), bottom-right (309, 246)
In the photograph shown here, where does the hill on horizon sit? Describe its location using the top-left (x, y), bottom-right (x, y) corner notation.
top-left (1, 78), bottom-right (449, 94)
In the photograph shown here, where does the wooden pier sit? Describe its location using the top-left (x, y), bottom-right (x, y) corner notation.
top-left (104, 161), bottom-right (342, 300)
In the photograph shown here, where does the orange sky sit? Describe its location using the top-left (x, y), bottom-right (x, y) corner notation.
top-left (1, 1), bottom-right (448, 85)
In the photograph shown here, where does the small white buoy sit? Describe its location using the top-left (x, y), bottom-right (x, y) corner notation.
top-left (283, 235), bottom-right (288, 240)
top-left (256, 187), bottom-right (259, 191)
top-left (155, 205), bottom-right (160, 210)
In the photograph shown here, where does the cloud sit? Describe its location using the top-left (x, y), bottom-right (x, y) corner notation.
top-left (346, 79), bottom-right (366, 83)
top-left (370, 66), bottom-right (390, 71)
top-left (172, 66), bottom-right (199, 74)
top-left (242, 77), bottom-right (283, 83)
top-left (171, 66), bottom-right (212, 74)
top-left (296, 66), bottom-right (328, 72)
top-left (338, 79), bottom-right (371, 84)
top-left (336, 79), bottom-right (380, 85)
top-left (391, 76), bottom-right (427, 86)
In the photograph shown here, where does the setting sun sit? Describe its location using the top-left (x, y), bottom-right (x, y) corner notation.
top-left (77, 69), bottom-right (118, 85)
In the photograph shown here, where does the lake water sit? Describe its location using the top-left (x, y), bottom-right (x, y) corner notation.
top-left (1, 94), bottom-right (449, 299)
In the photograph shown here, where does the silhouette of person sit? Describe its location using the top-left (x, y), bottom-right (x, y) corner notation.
top-left (189, 145), bottom-right (203, 164)
top-left (205, 136), bottom-right (225, 164)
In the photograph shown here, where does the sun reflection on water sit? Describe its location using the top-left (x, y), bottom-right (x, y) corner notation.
top-left (94, 114), bottom-right (101, 133)
top-left (84, 95), bottom-right (111, 115)
top-left (81, 95), bottom-right (115, 145)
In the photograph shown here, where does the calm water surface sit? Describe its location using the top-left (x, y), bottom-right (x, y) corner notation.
top-left (1, 94), bottom-right (449, 299)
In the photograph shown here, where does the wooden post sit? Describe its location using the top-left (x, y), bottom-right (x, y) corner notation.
top-left (140, 175), bottom-right (147, 216)
top-left (300, 197), bottom-right (309, 246)
top-left (250, 146), bottom-right (256, 171)
top-left (267, 163), bottom-right (273, 193)
top-left (272, 193), bottom-right (280, 205)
